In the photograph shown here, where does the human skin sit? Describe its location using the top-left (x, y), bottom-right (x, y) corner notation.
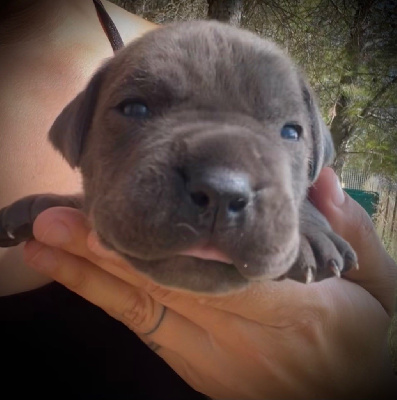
top-left (23, 168), bottom-right (397, 399)
top-left (0, 0), bottom-right (157, 295)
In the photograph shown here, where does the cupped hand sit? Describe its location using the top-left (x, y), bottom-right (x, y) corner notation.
top-left (24, 167), bottom-right (397, 399)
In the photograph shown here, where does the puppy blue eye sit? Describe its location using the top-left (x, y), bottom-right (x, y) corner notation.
top-left (118, 101), bottom-right (150, 119)
top-left (281, 124), bottom-right (301, 141)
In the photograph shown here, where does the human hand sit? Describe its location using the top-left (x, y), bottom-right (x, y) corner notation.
top-left (309, 168), bottom-right (397, 316)
top-left (24, 167), bottom-right (397, 399)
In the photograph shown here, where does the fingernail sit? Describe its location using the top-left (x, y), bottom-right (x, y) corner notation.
top-left (41, 221), bottom-right (71, 245)
top-left (331, 172), bottom-right (345, 207)
top-left (26, 241), bottom-right (57, 271)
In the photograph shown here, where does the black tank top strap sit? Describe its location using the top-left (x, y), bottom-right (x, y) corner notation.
top-left (93, 0), bottom-right (124, 52)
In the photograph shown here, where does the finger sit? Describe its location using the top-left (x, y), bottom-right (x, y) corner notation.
top-left (140, 276), bottom-right (350, 330)
top-left (26, 234), bottom-right (262, 361)
top-left (24, 239), bottom-right (171, 334)
top-left (86, 230), bottom-right (135, 268)
top-left (32, 207), bottom-right (148, 287)
top-left (23, 240), bottom-right (231, 384)
top-left (33, 207), bottom-right (98, 262)
top-left (309, 167), bottom-right (397, 314)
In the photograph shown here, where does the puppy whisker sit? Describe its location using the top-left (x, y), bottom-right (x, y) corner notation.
top-left (176, 223), bottom-right (200, 237)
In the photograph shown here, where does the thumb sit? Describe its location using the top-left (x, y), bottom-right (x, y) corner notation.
top-left (309, 167), bottom-right (397, 315)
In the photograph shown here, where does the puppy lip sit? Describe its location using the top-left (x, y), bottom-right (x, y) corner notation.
top-left (177, 246), bottom-right (233, 264)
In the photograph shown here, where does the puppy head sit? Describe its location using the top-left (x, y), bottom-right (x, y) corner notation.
top-left (49, 21), bottom-right (333, 292)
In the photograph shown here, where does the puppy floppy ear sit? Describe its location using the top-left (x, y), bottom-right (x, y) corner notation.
top-left (299, 75), bottom-right (334, 183)
top-left (49, 68), bottom-right (105, 168)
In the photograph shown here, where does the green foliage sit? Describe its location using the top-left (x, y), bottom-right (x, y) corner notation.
top-left (242, 0), bottom-right (397, 179)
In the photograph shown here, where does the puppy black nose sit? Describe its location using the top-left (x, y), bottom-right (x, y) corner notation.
top-left (187, 169), bottom-right (252, 222)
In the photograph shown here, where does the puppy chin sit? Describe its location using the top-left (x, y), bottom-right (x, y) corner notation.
top-left (234, 229), bottom-right (301, 281)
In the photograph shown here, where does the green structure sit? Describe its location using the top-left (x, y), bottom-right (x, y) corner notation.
top-left (344, 189), bottom-right (379, 219)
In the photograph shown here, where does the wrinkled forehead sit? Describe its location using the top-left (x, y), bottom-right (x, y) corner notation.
top-left (102, 22), bottom-right (304, 115)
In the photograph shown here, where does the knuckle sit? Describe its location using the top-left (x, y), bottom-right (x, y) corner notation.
top-left (117, 290), bottom-right (155, 332)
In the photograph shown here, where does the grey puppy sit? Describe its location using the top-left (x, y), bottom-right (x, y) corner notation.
top-left (0, 21), bottom-right (357, 292)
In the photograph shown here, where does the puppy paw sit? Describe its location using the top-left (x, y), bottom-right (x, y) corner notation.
top-left (285, 200), bottom-right (358, 283)
top-left (0, 194), bottom-right (81, 247)
top-left (287, 230), bottom-right (358, 284)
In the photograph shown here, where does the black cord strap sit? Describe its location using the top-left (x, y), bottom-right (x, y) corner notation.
top-left (93, 0), bottom-right (124, 52)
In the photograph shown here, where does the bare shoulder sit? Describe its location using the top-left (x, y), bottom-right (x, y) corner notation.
top-left (103, 0), bottom-right (158, 44)
top-left (0, 0), bottom-right (157, 296)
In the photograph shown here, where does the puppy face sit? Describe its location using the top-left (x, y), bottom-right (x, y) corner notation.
top-left (50, 21), bottom-right (333, 292)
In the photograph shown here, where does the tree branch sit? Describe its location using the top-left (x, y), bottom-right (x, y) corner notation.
top-left (360, 75), bottom-right (397, 118)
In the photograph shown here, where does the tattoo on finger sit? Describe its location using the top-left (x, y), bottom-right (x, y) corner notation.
top-left (143, 305), bottom-right (167, 336)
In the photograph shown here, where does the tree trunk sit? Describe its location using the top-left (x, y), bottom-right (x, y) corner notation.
top-left (333, 151), bottom-right (347, 178)
top-left (381, 187), bottom-right (391, 240)
top-left (332, 74), bottom-right (397, 177)
top-left (330, 0), bottom-right (375, 174)
top-left (207, 0), bottom-right (243, 26)
top-left (391, 193), bottom-right (397, 236)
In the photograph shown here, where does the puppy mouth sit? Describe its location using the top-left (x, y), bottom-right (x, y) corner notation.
top-left (99, 229), bottom-right (293, 280)
top-left (97, 230), bottom-right (233, 265)
top-left (177, 245), bottom-right (233, 264)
